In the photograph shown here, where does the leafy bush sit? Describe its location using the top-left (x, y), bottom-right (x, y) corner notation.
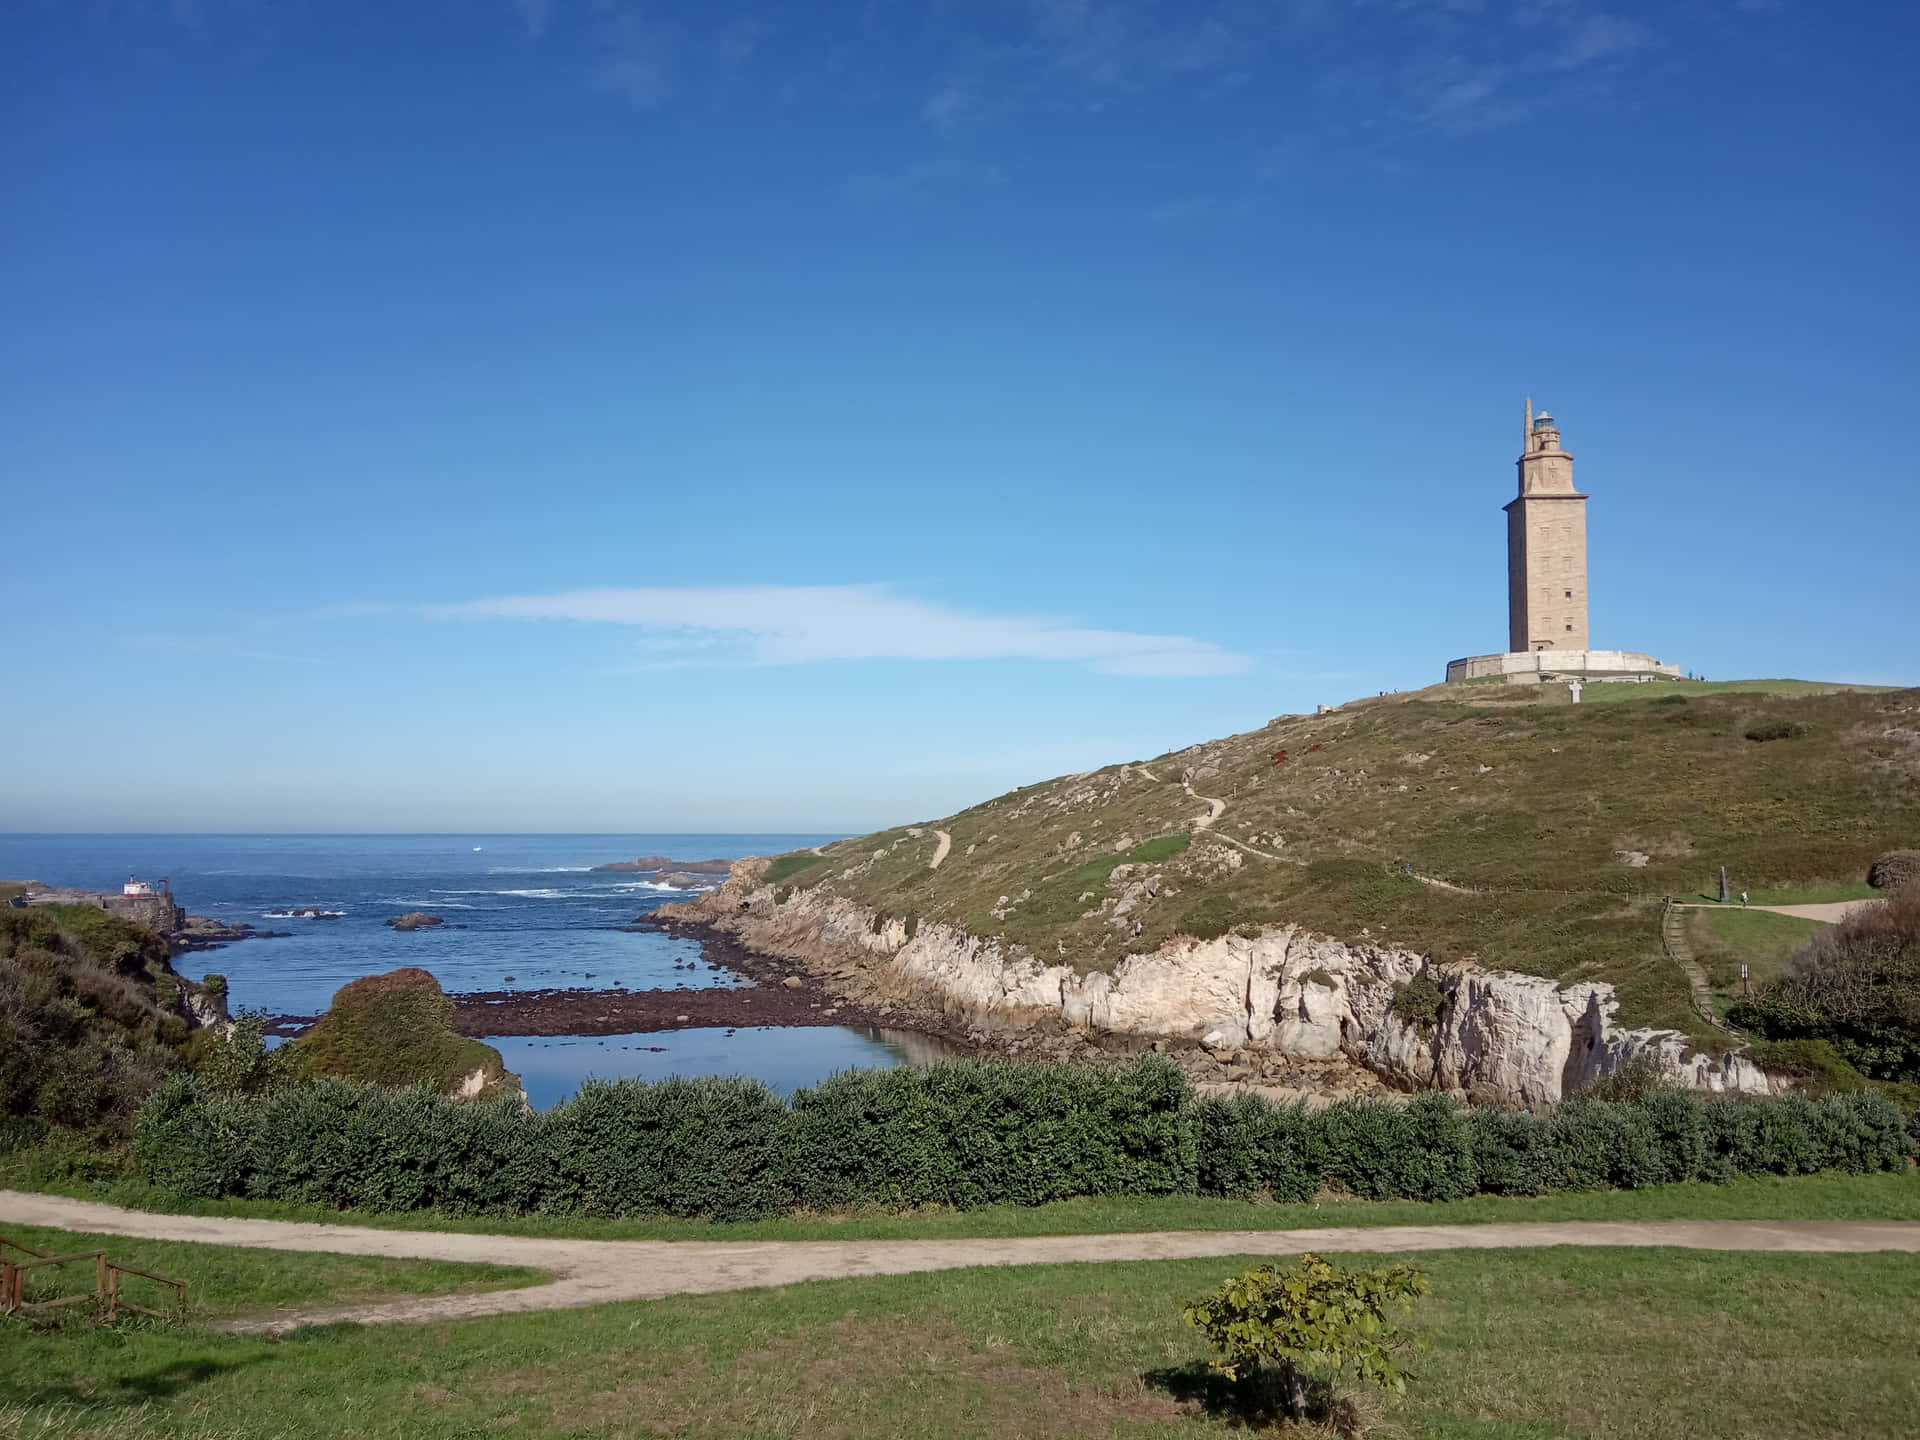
top-left (1182, 1254), bottom-right (1430, 1423)
top-left (1566, 1052), bottom-right (1673, 1102)
top-left (1390, 969), bottom-right (1445, 1032)
top-left (1744, 1038), bottom-right (1869, 1094)
top-left (1729, 883), bottom-right (1920, 1080)
top-left (787, 1056), bottom-right (1194, 1210)
top-left (132, 1056), bottom-right (1916, 1223)
top-left (1193, 1092), bottom-right (1315, 1202)
top-left (541, 1075), bottom-right (792, 1221)
top-left (1203, 1087), bottom-right (1908, 1206)
top-left (1744, 718), bottom-right (1807, 742)
top-left (1310, 1095), bottom-right (1478, 1202)
top-left (189, 1009), bottom-right (304, 1098)
top-left (136, 1056), bottom-right (1197, 1222)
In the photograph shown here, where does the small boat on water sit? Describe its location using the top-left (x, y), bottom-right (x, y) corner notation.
top-left (263, 907), bottom-right (346, 920)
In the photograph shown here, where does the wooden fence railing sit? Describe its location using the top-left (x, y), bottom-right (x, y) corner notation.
top-left (0, 1235), bottom-right (186, 1322)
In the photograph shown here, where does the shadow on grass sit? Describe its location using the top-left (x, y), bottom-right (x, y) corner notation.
top-left (1144, 1362), bottom-right (1290, 1429)
top-left (0, 1352), bottom-right (268, 1410)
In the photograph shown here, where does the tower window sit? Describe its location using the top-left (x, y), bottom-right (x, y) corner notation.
top-left (1565, 624), bottom-right (1573, 631)
top-left (1564, 590), bottom-right (1572, 598)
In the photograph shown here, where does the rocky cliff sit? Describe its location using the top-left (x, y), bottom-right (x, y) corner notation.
top-left (664, 858), bottom-right (1773, 1107)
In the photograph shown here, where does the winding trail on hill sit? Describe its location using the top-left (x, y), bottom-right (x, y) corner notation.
top-left (4, 1192), bottom-right (1917, 1336)
top-left (1182, 779), bottom-right (1227, 830)
top-left (929, 830), bottom-right (951, 870)
top-left (1202, 832), bottom-right (1291, 864)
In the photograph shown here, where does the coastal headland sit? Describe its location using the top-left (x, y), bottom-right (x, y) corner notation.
top-left (646, 680), bottom-right (1920, 1108)
top-left (7, 881), bottom-right (284, 954)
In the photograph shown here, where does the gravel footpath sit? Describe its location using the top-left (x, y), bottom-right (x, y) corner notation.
top-left (5, 1190), bottom-right (1917, 1336)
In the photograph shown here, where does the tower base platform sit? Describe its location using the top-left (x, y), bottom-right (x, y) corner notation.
top-left (1445, 649), bottom-right (1682, 686)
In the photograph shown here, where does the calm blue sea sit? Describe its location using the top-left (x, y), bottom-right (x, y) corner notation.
top-left (0, 833), bottom-right (937, 1102)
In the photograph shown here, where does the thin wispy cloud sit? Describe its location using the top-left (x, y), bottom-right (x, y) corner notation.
top-left (132, 634), bottom-right (327, 666)
top-left (425, 585), bottom-right (1250, 677)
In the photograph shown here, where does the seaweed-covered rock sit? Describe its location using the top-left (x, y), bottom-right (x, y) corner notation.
top-left (384, 912), bottom-right (445, 931)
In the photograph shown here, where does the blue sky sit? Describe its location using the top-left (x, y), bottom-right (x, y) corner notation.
top-left (3, 0), bottom-right (1915, 833)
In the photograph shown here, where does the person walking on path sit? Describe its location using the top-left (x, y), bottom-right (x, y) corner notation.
top-left (1741, 891), bottom-right (1750, 907)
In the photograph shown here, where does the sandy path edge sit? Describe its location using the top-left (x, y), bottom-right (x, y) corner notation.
top-left (5, 1191), bottom-right (1918, 1336)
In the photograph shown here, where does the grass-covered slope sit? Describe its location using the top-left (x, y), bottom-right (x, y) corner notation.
top-left (294, 968), bottom-right (517, 1099)
top-left (769, 680), bottom-right (1920, 1040)
top-left (0, 905), bottom-right (197, 1145)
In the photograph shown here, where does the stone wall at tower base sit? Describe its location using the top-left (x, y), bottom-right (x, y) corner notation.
top-left (1444, 649), bottom-right (1683, 685)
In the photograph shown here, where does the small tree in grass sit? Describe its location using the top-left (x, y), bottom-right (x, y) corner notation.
top-left (1182, 1254), bottom-right (1430, 1425)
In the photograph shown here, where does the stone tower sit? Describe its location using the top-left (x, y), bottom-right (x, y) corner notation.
top-left (1505, 400), bottom-right (1589, 652)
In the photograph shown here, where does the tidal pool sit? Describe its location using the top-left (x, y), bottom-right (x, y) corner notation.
top-left (490, 1025), bottom-right (965, 1109)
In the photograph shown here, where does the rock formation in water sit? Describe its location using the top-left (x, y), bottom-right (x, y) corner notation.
top-left (385, 912), bottom-right (446, 931)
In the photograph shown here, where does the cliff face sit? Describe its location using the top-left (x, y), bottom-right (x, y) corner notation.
top-left (668, 859), bottom-right (1774, 1107)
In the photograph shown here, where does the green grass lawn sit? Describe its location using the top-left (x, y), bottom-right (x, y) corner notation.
top-left (4, 1244), bottom-right (1916, 1438)
top-left (12, 1170), bottom-right (1918, 1246)
top-left (1688, 907), bottom-right (1821, 992)
top-left (0, 1224), bottom-right (542, 1324)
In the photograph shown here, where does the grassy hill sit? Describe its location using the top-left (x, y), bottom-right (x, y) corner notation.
top-left (0, 904), bottom-right (197, 1146)
top-left (763, 680), bottom-right (1920, 1044)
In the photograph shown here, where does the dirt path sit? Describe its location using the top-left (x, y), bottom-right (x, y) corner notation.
top-left (6, 1192), bottom-right (1917, 1336)
top-left (1746, 900), bottom-right (1882, 923)
top-left (1672, 899), bottom-right (1882, 924)
top-left (1203, 832), bottom-right (1291, 864)
top-left (929, 830), bottom-right (951, 870)
top-left (1183, 780), bottom-right (1227, 830)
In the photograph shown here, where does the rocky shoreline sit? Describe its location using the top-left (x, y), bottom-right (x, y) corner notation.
top-left (172, 915), bottom-right (290, 953)
top-left (651, 858), bottom-right (1780, 1109)
top-left (646, 911), bottom-right (1378, 1104)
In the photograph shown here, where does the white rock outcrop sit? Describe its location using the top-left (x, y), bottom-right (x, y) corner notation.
top-left (672, 862), bottom-right (1775, 1106)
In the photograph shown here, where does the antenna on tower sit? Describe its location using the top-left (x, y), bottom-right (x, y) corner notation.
top-left (1524, 396), bottom-right (1533, 452)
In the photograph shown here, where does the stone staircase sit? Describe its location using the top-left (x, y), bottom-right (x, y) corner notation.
top-left (1661, 901), bottom-right (1740, 1037)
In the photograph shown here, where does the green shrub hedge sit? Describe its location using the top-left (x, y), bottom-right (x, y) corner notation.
top-left (135, 1059), bottom-right (1914, 1223)
top-left (137, 1056), bottom-right (1195, 1221)
top-left (1196, 1088), bottom-right (1909, 1201)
